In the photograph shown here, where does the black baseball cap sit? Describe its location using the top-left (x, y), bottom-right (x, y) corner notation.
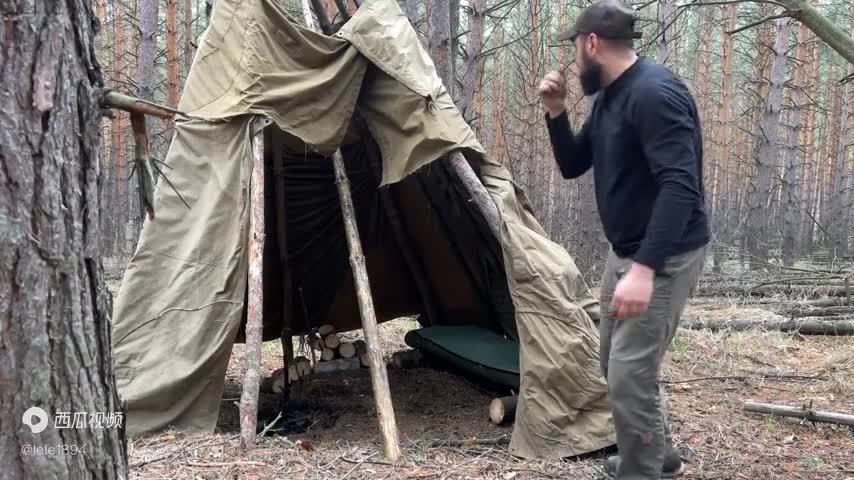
top-left (558, 0), bottom-right (642, 42)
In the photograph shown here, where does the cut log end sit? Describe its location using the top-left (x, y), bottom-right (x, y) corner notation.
top-left (339, 341), bottom-right (357, 358)
top-left (318, 324), bottom-right (335, 337)
top-left (324, 334), bottom-right (341, 350)
top-left (321, 348), bottom-right (336, 362)
top-left (489, 396), bottom-right (517, 426)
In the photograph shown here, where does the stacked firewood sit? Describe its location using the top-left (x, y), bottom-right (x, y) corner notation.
top-left (264, 325), bottom-right (371, 393)
top-left (308, 324), bottom-right (368, 367)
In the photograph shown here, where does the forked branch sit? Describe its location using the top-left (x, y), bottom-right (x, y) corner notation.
top-left (100, 89), bottom-right (191, 219)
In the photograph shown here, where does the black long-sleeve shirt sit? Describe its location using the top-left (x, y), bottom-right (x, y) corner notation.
top-left (546, 57), bottom-right (710, 272)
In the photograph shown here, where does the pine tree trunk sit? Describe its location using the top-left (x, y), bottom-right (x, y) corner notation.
top-left (827, 65), bottom-right (848, 258)
top-left (111, 6), bottom-right (127, 253)
top-left (428, 0), bottom-right (452, 94)
top-left (0, 0), bottom-right (128, 477)
top-left (138, 0), bottom-right (157, 103)
top-left (184, 0), bottom-right (195, 75)
top-left (459, 0), bottom-right (485, 125)
top-left (490, 28), bottom-right (506, 166)
top-left (657, 0), bottom-right (674, 64)
top-left (715, 3), bottom-right (735, 267)
top-left (781, 23), bottom-right (808, 265)
top-left (166, 0), bottom-right (180, 116)
top-left (746, 19), bottom-right (789, 267)
top-left (800, 38), bottom-right (821, 253)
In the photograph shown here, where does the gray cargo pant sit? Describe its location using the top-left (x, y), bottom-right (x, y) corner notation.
top-left (599, 246), bottom-right (706, 480)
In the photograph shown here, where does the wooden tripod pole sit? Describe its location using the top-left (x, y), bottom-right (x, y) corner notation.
top-left (331, 149), bottom-right (402, 462)
top-left (239, 119), bottom-right (266, 452)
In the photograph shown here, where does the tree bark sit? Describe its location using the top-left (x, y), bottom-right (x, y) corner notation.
top-left (745, 18), bottom-right (789, 267)
top-left (166, 0), bottom-right (180, 111)
top-left (459, 0), bottom-right (485, 125)
top-left (184, 0), bottom-right (195, 75)
top-left (0, 0), bottom-right (128, 477)
top-left (428, 0), bottom-right (453, 94)
top-left (138, 0), bottom-right (157, 105)
top-left (781, 23), bottom-right (808, 265)
top-left (657, 0), bottom-right (675, 64)
top-left (405, 0), bottom-right (419, 28)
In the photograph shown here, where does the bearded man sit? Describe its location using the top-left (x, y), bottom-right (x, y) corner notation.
top-left (538, 0), bottom-right (710, 478)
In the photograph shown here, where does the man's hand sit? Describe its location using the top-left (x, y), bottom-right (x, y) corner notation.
top-left (610, 263), bottom-right (655, 319)
top-left (539, 71), bottom-right (567, 118)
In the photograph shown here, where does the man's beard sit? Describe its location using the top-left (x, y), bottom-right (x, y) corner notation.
top-left (578, 57), bottom-right (603, 96)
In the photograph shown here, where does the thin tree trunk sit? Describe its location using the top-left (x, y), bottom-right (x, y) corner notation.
top-left (490, 28), bottom-right (506, 166)
top-left (800, 38), bottom-right (821, 253)
top-left (716, 3), bottom-right (735, 253)
top-left (746, 18), bottom-right (789, 267)
top-left (138, 0), bottom-right (157, 108)
top-left (185, 0), bottom-right (195, 74)
top-left (657, 0), bottom-right (674, 64)
top-left (450, 0), bottom-right (459, 98)
top-left (428, 0), bottom-right (453, 94)
top-left (0, 0), bottom-right (128, 476)
top-left (111, 4), bottom-right (127, 253)
top-left (781, 23), bottom-right (808, 265)
top-left (166, 0), bottom-right (180, 109)
top-left (694, 9), bottom-right (714, 215)
top-left (827, 66), bottom-right (848, 258)
top-left (459, 0), bottom-right (485, 124)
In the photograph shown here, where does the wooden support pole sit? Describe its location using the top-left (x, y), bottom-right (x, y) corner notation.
top-left (239, 118), bottom-right (267, 452)
top-left (445, 151), bottom-right (501, 237)
top-left (744, 401), bottom-right (854, 426)
top-left (332, 149), bottom-right (402, 462)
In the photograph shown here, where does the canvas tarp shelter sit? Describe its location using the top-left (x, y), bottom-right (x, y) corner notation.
top-left (111, 0), bottom-right (615, 460)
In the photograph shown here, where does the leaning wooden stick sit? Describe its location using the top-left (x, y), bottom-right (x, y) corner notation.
top-left (743, 401), bottom-right (854, 426)
top-left (332, 149), bottom-right (402, 462)
top-left (239, 119), bottom-right (267, 452)
top-left (101, 89), bottom-right (189, 120)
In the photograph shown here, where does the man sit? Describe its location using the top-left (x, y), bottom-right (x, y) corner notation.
top-left (538, 0), bottom-right (710, 478)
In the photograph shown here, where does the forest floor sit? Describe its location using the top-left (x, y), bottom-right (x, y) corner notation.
top-left (123, 297), bottom-right (854, 480)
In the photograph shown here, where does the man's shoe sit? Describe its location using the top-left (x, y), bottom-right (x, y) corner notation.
top-left (604, 453), bottom-right (685, 478)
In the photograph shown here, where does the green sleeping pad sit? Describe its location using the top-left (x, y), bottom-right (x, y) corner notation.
top-left (404, 325), bottom-right (520, 389)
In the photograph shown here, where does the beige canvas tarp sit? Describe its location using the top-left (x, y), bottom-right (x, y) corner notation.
top-left (112, 0), bottom-right (615, 459)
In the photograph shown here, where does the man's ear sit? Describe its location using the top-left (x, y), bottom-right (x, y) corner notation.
top-left (587, 33), bottom-right (599, 55)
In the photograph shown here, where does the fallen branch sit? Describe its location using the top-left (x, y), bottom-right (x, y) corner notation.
top-left (743, 401), bottom-right (854, 426)
top-left (681, 318), bottom-right (854, 335)
top-left (184, 461), bottom-right (267, 467)
top-left (426, 435), bottom-right (510, 448)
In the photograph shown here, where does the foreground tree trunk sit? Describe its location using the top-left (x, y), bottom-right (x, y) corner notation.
top-left (0, 1), bottom-right (128, 478)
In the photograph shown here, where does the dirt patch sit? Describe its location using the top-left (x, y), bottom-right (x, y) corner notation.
top-left (127, 302), bottom-right (854, 479)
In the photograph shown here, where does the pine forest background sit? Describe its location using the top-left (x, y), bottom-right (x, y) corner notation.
top-left (95, 0), bottom-right (854, 282)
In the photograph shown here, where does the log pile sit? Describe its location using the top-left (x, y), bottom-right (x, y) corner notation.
top-left (688, 269), bottom-right (854, 334)
top-left (261, 326), bottom-right (371, 392)
top-left (307, 325), bottom-right (369, 367)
